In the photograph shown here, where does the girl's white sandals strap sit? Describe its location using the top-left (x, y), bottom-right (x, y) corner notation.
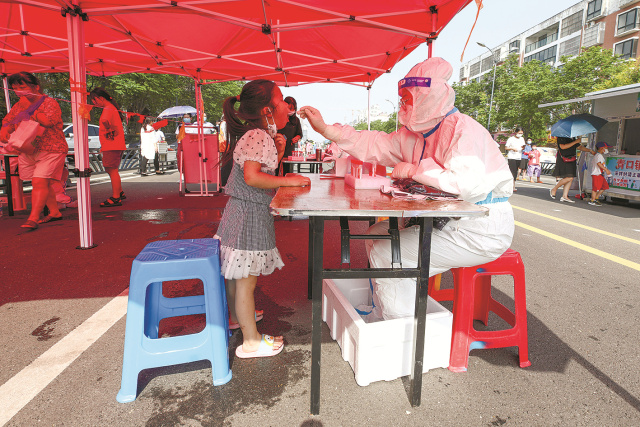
top-left (235, 334), bottom-right (284, 359)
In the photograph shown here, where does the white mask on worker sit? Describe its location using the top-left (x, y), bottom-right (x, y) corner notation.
top-left (603, 149), bottom-right (609, 155)
top-left (265, 109), bottom-right (277, 138)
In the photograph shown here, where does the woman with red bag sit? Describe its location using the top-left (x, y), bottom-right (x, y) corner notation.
top-left (0, 72), bottom-right (67, 230)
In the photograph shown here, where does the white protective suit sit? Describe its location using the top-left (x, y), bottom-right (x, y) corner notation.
top-left (140, 124), bottom-right (158, 161)
top-left (322, 58), bottom-right (515, 319)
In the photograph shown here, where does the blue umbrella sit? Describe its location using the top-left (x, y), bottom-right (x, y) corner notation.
top-left (550, 113), bottom-right (608, 138)
top-left (157, 105), bottom-right (197, 118)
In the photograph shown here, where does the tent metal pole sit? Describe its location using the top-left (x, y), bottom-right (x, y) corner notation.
top-left (2, 72), bottom-right (27, 212)
top-left (367, 86), bottom-right (371, 131)
top-left (2, 76), bottom-right (10, 112)
top-left (66, 10), bottom-right (95, 249)
top-left (429, 5), bottom-right (438, 59)
top-left (195, 76), bottom-right (208, 196)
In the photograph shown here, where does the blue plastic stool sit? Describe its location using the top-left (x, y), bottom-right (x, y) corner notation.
top-left (116, 238), bottom-right (232, 403)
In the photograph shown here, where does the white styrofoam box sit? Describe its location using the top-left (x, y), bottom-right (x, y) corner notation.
top-left (322, 278), bottom-right (452, 386)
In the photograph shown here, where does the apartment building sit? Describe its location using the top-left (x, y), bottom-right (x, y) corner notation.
top-left (459, 0), bottom-right (640, 84)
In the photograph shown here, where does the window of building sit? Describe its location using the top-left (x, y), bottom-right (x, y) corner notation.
top-left (481, 56), bottom-right (493, 73)
top-left (459, 67), bottom-right (466, 80)
top-left (561, 11), bottom-right (583, 38)
top-left (524, 45), bottom-right (557, 64)
top-left (614, 38), bottom-right (638, 59)
top-left (617, 8), bottom-right (639, 35)
top-left (470, 61), bottom-right (480, 76)
top-left (509, 40), bottom-right (520, 53)
top-left (587, 0), bottom-right (602, 21)
top-left (559, 36), bottom-right (581, 58)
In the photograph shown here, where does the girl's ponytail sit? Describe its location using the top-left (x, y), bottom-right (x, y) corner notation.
top-left (219, 80), bottom-right (276, 166)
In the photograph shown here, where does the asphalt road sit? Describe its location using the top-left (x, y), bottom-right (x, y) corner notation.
top-left (0, 172), bottom-right (639, 426)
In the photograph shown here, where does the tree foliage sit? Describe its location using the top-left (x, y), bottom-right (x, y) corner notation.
top-left (453, 46), bottom-right (638, 143)
top-left (1, 72), bottom-right (243, 134)
top-left (353, 112), bottom-right (398, 133)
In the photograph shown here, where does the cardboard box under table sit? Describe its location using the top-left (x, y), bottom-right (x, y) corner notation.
top-left (323, 278), bottom-right (452, 386)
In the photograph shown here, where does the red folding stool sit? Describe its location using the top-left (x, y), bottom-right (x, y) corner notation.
top-left (428, 249), bottom-right (531, 372)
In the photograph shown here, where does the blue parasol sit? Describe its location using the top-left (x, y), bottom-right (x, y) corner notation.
top-left (157, 106), bottom-right (197, 118)
top-left (550, 113), bottom-right (608, 138)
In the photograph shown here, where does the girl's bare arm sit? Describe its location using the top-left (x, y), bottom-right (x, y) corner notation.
top-left (243, 161), bottom-right (310, 189)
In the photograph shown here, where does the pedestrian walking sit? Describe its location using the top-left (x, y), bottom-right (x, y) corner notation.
top-left (519, 138), bottom-right (532, 180)
top-left (527, 143), bottom-right (543, 183)
top-left (505, 127), bottom-right (525, 192)
top-left (89, 87), bottom-right (127, 206)
top-left (589, 141), bottom-right (613, 206)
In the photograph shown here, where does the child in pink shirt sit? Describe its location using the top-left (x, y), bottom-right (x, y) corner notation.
top-left (527, 143), bottom-right (542, 183)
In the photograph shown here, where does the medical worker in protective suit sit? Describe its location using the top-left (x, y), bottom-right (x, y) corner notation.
top-left (299, 57), bottom-right (514, 320)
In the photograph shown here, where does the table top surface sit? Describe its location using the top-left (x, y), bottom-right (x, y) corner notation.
top-left (270, 174), bottom-right (488, 218)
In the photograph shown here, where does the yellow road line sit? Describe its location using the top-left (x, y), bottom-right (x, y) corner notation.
top-left (515, 221), bottom-right (640, 272)
top-left (512, 205), bottom-right (640, 246)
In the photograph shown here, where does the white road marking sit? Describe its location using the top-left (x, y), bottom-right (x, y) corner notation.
top-left (0, 290), bottom-right (128, 426)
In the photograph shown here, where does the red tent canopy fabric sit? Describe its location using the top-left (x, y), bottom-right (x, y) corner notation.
top-left (1, 0), bottom-right (473, 86)
top-left (2, 0), bottom-right (477, 250)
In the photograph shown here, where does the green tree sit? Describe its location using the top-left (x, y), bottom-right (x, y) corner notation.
top-left (1, 72), bottom-right (243, 135)
top-left (451, 47), bottom-right (631, 143)
top-left (491, 55), bottom-right (555, 141)
top-left (453, 79), bottom-right (489, 127)
top-left (548, 46), bottom-right (627, 120)
top-left (353, 112), bottom-right (397, 133)
top-left (593, 60), bottom-right (640, 90)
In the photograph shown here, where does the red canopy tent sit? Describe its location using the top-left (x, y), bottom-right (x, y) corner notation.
top-left (1, 0), bottom-right (476, 248)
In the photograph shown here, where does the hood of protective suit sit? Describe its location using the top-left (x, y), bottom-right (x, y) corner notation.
top-left (398, 57), bottom-right (456, 133)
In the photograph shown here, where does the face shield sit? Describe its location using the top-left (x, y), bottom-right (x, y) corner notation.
top-left (396, 58), bottom-right (456, 133)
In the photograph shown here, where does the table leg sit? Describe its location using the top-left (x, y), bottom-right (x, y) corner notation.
top-left (307, 216), bottom-right (314, 300)
top-left (3, 155), bottom-right (14, 216)
top-left (410, 217), bottom-right (433, 407)
top-left (310, 216), bottom-right (324, 415)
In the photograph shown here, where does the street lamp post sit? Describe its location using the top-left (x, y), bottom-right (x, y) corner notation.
top-left (477, 42), bottom-right (497, 132)
top-left (385, 99), bottom-right (398, 132)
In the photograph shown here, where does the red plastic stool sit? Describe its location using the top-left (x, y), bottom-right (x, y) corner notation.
top-left (429, 249), bottom-right (531, 372)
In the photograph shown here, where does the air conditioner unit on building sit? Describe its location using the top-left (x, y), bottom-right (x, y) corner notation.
top-left (618, 0), bottom-right (638, 8)
top-left (583, 22), bottom-right (605, 47)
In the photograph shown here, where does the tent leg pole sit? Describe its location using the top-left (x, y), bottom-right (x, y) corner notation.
top-left (67, 11), bottom-right (95, 249)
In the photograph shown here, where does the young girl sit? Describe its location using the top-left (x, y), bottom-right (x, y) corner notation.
top-left (89, 88), bottom-right (126, 207)
top-left (217, 79), bottom-right (310, 359)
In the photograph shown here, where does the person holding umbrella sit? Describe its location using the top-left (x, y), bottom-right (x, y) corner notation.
top-left (550, 137), bottom-right (595, 202)
top-left (549, 114), bottom-right (605, 202)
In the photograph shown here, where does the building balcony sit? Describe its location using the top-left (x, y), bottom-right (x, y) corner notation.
top-left (525, 32), bottom-right (558, 53)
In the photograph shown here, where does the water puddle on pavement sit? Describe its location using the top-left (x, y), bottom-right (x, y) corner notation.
top-left (93, 209), bottom-right (222, 224)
